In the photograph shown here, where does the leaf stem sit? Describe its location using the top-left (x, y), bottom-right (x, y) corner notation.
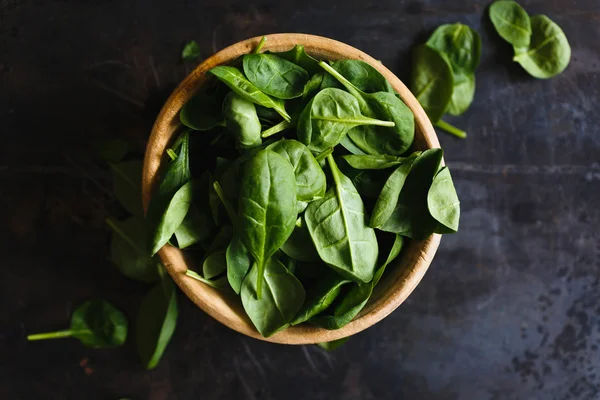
top-left (318, 61), bottom-right (362, 98)
top-left (315, 148), bottom-right (334, 163)
top-left (253, 36), bottom-right (267, 54)
top-left (435, 120), bottom-right (467, 139)
top-left (27, 329), bottom-right (83, 341)
top-left (213, 181), bottom-right (237, 225)
top-left (261, 120), bottom-right (291, 138)
top-left (166, 149), bottom-right (178, 160)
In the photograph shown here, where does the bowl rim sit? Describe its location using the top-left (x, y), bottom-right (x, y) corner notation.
top-left (142, 33), bottom-right (441, 344)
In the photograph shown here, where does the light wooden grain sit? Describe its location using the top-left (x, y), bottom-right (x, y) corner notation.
top-left (142, 34), bottom-right (441, 344)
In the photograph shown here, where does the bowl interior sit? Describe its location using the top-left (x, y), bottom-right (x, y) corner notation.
top-left (142, 33), bottom-right (441, 344)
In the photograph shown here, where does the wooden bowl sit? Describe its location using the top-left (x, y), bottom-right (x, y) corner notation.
top-left (142, 33), bottom-right (441, 344)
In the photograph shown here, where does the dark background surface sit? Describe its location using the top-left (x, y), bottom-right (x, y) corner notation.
top-left (1, 0), bottom-right (599, 399)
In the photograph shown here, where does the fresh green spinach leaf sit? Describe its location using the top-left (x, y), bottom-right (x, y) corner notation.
top-left (427, 166), bottom-right (460, 232)
top-left (280, 216), bottom-right (320, 262)
top-left (342, 153), bottom-right (419, 170)
top-left (180, 93), bottom-right (225, 131)
top-left (369, 160), bottom-right (414, 228)
top-left (275, 45), bottom-right (322, 76)
top-left (203, 251), bottom-right (227, 280)
top-left (489, 0), bottom-right (532, 48)
top-left (243, 53), bottom-right (310, 99)
top-left (291, 272), bottom-right (350, 325)
top-left (226, 235), bottom-right (253, 294)
top-left (222, 92), bottom-right (262, 149)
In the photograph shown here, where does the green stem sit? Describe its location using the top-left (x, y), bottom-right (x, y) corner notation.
top-left (273, 105), bottom-right (291, 123)
top-left (318, 61), bottom-right (363, 99)
top-left (435, 120), bottom-right (467, 139)
top-left (315, 148), bottom-right (334, 163)
top-left (261, 120), bottom-right (291, 138)
top-left (313, 116), bottom-right (394, 127)
top-left (166, 149), bottom-right (177, 160)
top-left (27, 329), bottom-right (88, 341)
top-left (213, 181), bottom-right (237, 225)
top-left (256, 260), bottom-right (264, 299)
top-left (253, 36), bottom-right (267, 54)
top-left (105, 218), bottom-right (144, 254)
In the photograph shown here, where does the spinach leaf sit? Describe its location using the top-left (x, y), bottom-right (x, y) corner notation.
top-left (226, 235), bottom-right (253, 294)
top-left (380, 148), bottom-right (443, 238)
top-left (328, 59), bottom-right (395, 94)
top-left (297, 88), bottom-right (395, 153)
top-left (238, 150), bottom-right (297, 298)
top-left (369, 160), bottom-right (414, 228)
top-left (222, 92), bottom-right (262, 150)
top-left (426, 23), bottom-right (481, 75)
top-left (319, 61), bottom-right (414, 156)
top-left (110, 160), bottom-right (143, 216)
top-left (203, 251), bottom-right (227, 280)
top-left (410, 45), bottom-right (454, 123)
top-left (305, 154), bottom-right (379, 283)
top-left (275, 45), bottom-right (322, 76)
top-left (241, 258), bottom-right (305, 337)
top-left (27, 299), bottom-right (128, 348)
top-left (136, 276), bottom-right (178, 369)
top-left (206, 225), bottom-right (233, 253)
top-left (513, 15), bottom-right (571, 79)
top-left (342, 152), bottom-right (420, 170)
top-left (291, 272), bottom-right (351, 325)
top-left (180, 93), bottom-right (225, 131)
top-left (425, 23), bottom-right (480, 116)
top-left (255, 105), bottom-right (282, 123)
top-left (243, 53), bottom-right (310, 99)
top-left (489, 0), bottom-right (532, 48)
top-left (281, 216), bottom-right (320, 262)
top-left (181, 40), bottom-right (201, 61)
top-left (427, 166), bottom-right (460, 232)
top-left (107, 217), bottom-right (160, 283)
top-left (266, 139), bottom-right (326, 202)
top-left (146, 132), bottom-right (192, 255)
top-left (208, 66), bottom-right (291, 122)
top-left (174, 176), bottom-right (214, 249)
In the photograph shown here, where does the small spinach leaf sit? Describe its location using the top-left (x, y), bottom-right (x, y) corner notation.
top-left (27, 299), bottom-right (128, 348)
top-left (241, 258), bottom-right (305, 337)
top-left (208, 66), bottom-right (291, 122)
top-left (489, 0), bottom-right (532, 48)
top-left (226, 235), bottom-right (253, 294)
top-left (513, 15), bottom-right (571, 79)
top-left (427, 166), bottom-right (460, 232)
top-left (342, 152), bottom-right (419, 170)
top-left (203, 251), bottom-right (227, 280)
top-left (426, 23), bottom-right (481, 75)
top-left (222, 92), bottom-right (262, 149)
top-left (243, 53), bottom-right (310, 99)
top-left (369, 160), bottom-right (414, 228)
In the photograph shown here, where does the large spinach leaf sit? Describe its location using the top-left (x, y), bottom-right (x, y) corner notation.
top-left (305, 154), bottom-right (378, 283)
top-left (297, 88), bottom-right (395, 153)
top-left (241, 258), bottom-right (305, 337)
top-left (238, 150), bottom-right (297, 298)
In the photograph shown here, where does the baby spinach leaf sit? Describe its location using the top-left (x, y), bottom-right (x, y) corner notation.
top-left (174, 176), bottom-right (214, 249)
top-left (297, 88), bottom-right (395, 153)
top-left (241, 258), bottom-right (306, 337)
top-left (329, 59), bottom-right (395, 94)
top-left (203, 251), bottom-right (227, 280)
top-left (513, 15), bottom-right (571, 79)
top-left (370, 160), bottom-right (414, 228)
top-left (319, 61), bottom-right (414, 156)
top-left (281, 216), bottom-right (320, 262)
top-left (275, 45), bottom-right (322, 76)
top-left (447, 74), bottom-right (475, 116)
top-left (181, 40), bottom-right (201, 61)
top-left (342, 152), bottom-right (420, 170)
top-left (372, 234), bottom-right (404, 286)
top-left (305, 154), bottom-right (378, 283)
top-left (267, 139), bottom-right (327, 202)
top-left (380, 148), bottom-right (443, 238)
top-left (180, 93), bottom-right (225, 131)
top-left (222, 92), bottom-right (262, 150)
top-left (110, 160), bottom-right (143, 216)
top-left (107, 216), bottom-right (161, 283)
top-left (136, 276), bottom-right (178, 369)
top-left (426, 23), bottom-right (481, 75)
top-left (146, 132), bottom-right (192, 255)
top-left (427, 166), bottom-right (460, 232)
top-left (208, 66), bottom-right (291, 122)
top-left (28, 299), bottom-right (128, 348)
top-left (226, 235), bottom-right (253, 294)
top-left (291, 272), bottom-right (350, 325)
top-left (489, 0), bottom-right (532, 48)
top-left (243, 53), bottom-right (310, 99)
top-left (238, 150), bottom-right (297, 298)
top-left (410, 45), bottom-right (454, 123)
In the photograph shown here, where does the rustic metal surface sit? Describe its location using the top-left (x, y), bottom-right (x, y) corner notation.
top-left (1, 0), bottom-right (599, 399)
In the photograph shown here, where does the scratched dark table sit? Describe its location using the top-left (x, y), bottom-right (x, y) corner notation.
top-left (1, 0), bottom-right (599, 399)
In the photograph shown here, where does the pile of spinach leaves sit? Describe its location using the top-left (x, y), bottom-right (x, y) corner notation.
top-left (149, 36), bottom-right (461, 338)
